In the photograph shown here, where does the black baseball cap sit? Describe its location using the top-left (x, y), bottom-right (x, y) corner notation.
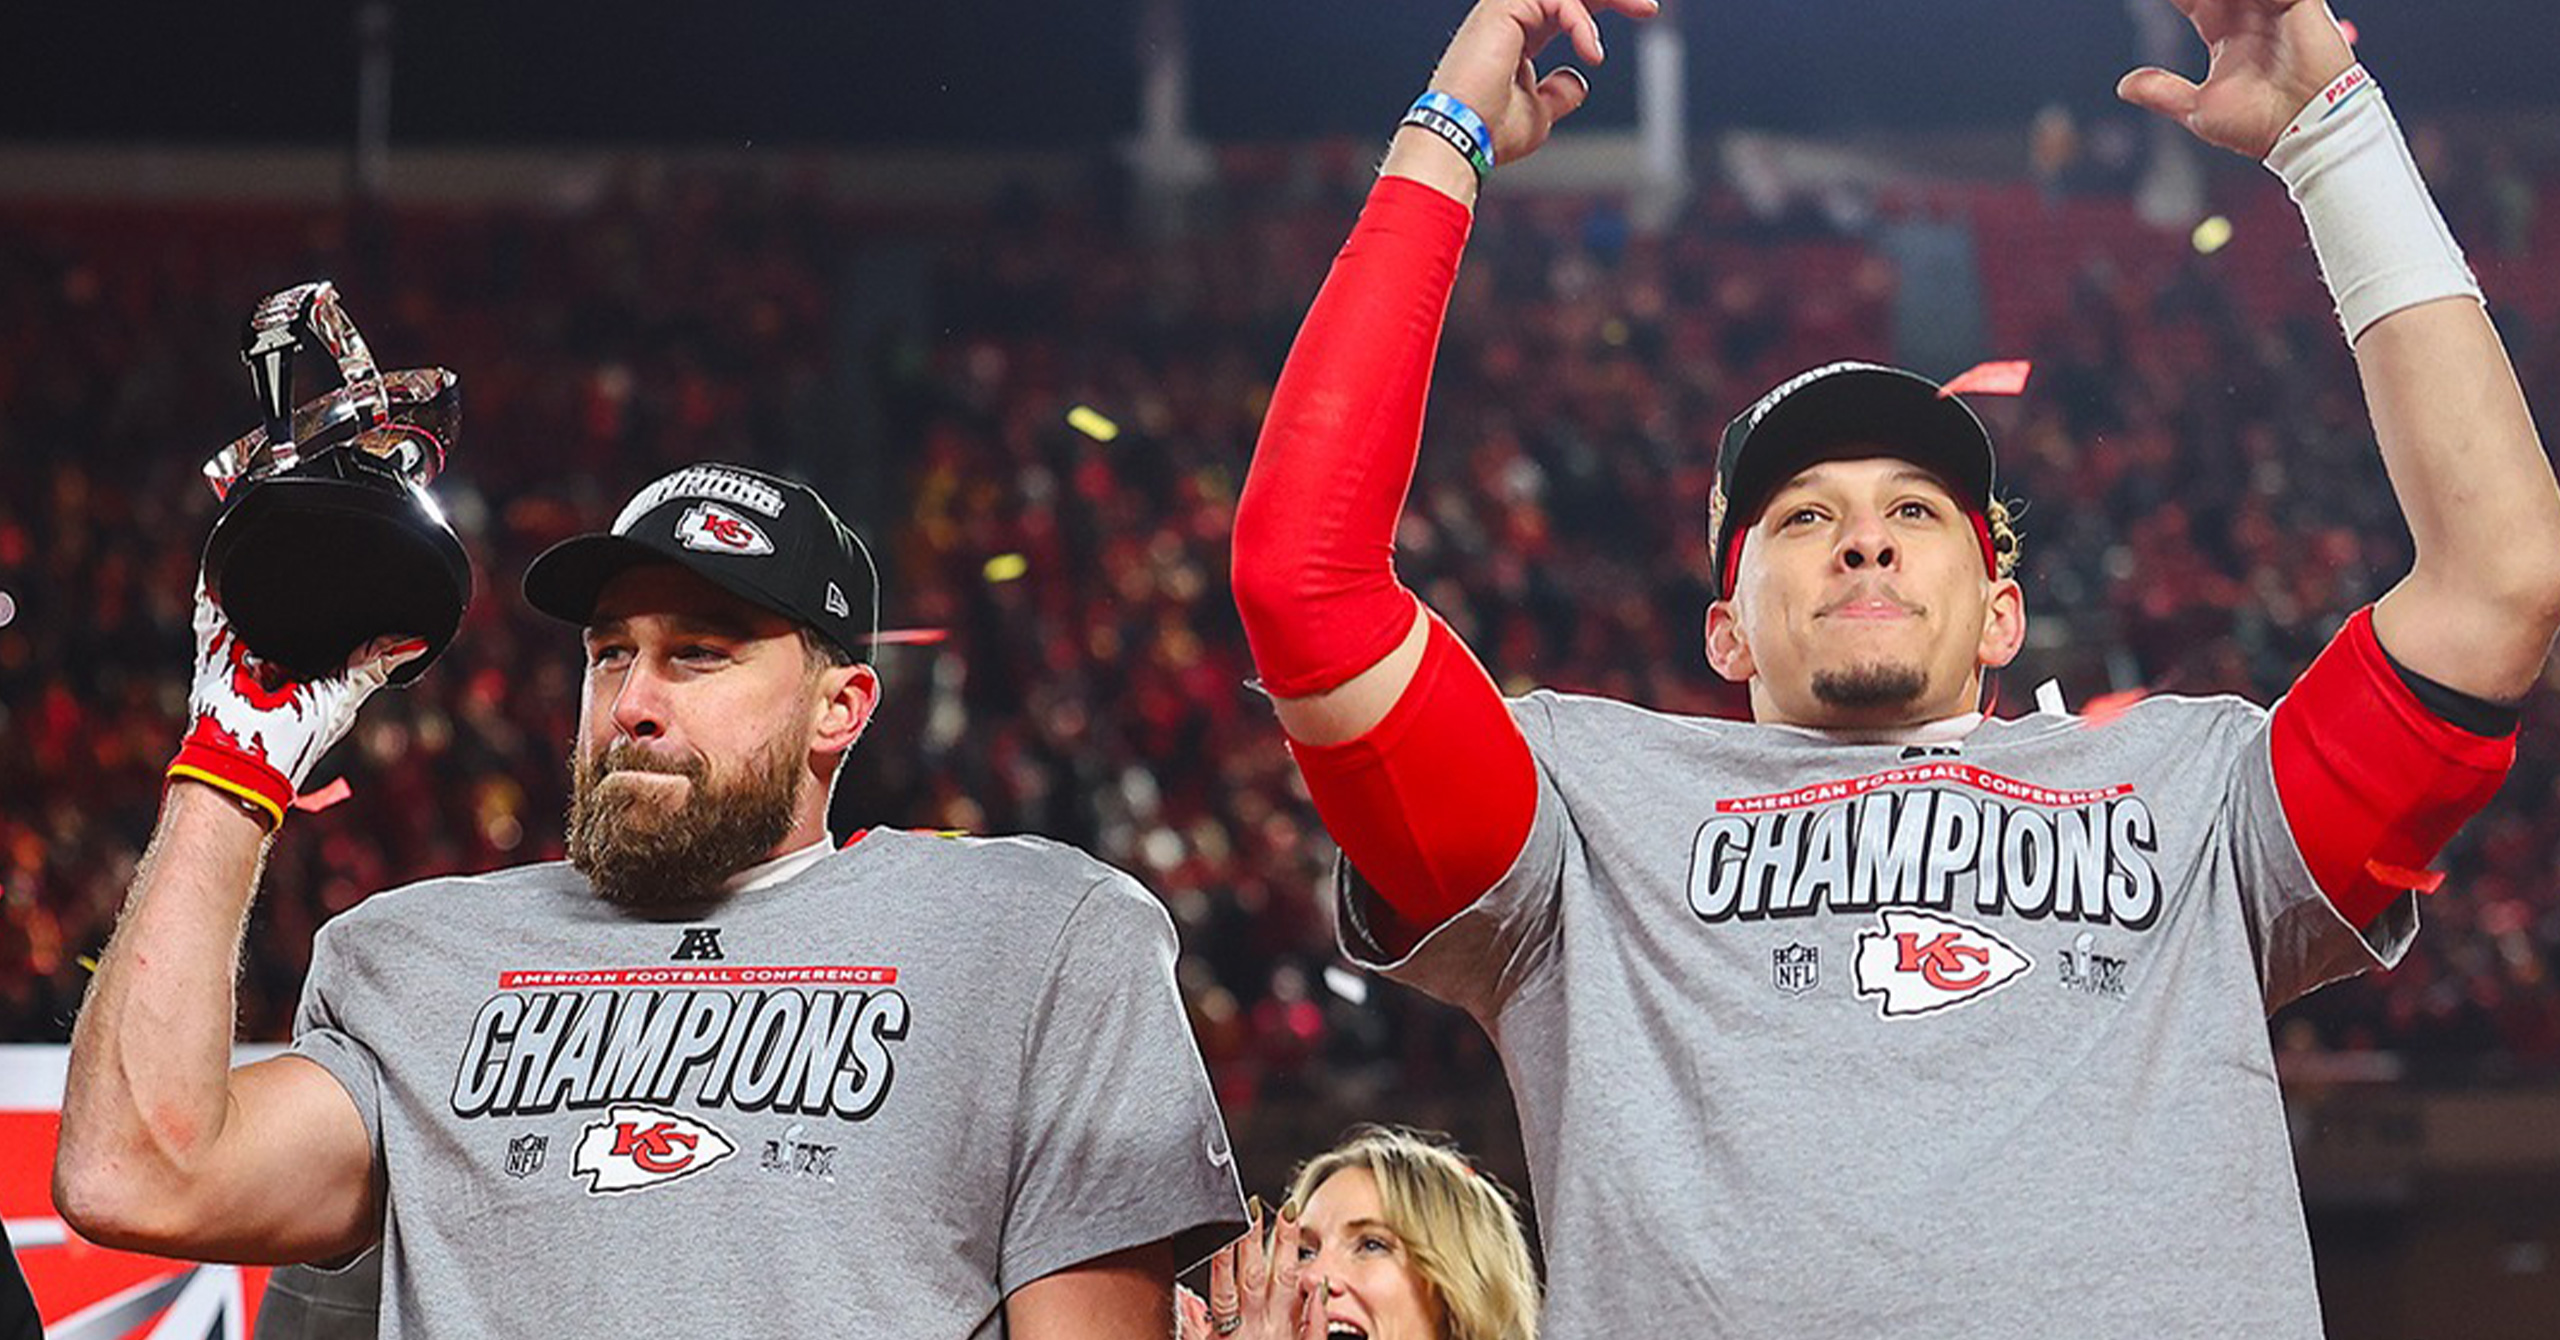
top-left (523, 461), bottom-right (878, 661)
top-left (1710, 361), bottom-right (1998, 597)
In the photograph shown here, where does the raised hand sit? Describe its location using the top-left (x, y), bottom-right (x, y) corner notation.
top-left (2116, 0), bottom-right (2357, 159)
top-left (1422, 0), bottom-right (1661, 168)
top-left (1181, 1204), bottom-right (1326, 1340)
top-left (167, 579), bottom-right (424, 829)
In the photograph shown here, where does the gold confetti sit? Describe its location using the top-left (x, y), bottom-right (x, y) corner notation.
top-left (983, 553), bottom-right (1029, 583)
top-left (1066, 405), bottom-right (1121, 442)
top-left (2191, 215), bottom-right (2234, 255)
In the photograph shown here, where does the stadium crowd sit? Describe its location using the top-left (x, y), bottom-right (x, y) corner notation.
top-left (3, 127), bottom-right (2557, 1174)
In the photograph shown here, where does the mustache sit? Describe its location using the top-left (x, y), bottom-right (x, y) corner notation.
top-left (589, 742), bottom-right (706, 782)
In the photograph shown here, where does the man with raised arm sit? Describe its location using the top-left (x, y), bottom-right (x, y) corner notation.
top-left (58, 461), bottom-right (1243, 1338)
top-left (1230, 1), bottom-right (2559, 1333)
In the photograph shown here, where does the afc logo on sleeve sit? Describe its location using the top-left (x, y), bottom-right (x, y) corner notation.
top-left (572, 1103), bottom-right (737, 1194)
top-left (1852, 908), bottom-right (2030, 1018)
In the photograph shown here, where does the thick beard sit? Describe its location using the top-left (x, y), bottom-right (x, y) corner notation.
top-left (566, 732), bottom-right (802, 908)
top-left (1810, 660), bottom-right (1931, 713)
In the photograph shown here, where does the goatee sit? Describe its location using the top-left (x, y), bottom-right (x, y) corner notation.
top-left (567, 732), bottom-right (802, 907)
top-left (1810, 660), bottom-right (1930, 712)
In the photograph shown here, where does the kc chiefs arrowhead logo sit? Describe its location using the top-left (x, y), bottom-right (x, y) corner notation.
top-left (1852, 908), bottom-right (2031, 1019)
top-left (674, 501), bottom-right (775, 556)
top-left (572, 1103), bottom-right (736, 1194)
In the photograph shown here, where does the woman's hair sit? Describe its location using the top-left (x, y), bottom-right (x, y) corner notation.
top-left (1282, 1126), bottom-right (1540, 1340)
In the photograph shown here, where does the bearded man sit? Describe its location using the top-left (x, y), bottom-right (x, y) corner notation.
top-left (56, 461), bottom-right (1244, 1338)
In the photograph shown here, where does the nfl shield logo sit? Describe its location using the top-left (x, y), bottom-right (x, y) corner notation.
top-left (1772, 943), bottom-right (1819, 996)
top-left (506, 1133), bottom-right (549, 1178)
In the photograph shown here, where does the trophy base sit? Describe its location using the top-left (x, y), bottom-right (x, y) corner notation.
top-left (204, 475), bottom-right (471, 687)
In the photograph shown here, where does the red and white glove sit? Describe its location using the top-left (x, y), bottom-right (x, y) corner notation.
top-left (165, 581), bottom-right (426, 831)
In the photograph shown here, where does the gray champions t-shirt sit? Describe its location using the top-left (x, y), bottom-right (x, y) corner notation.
top-left (255, 1253), bottom-right (380, 1340)
top-left (292, 827), bottom-right (1244, 1339)
top-left (1341, 690), bottom-right (2414, 1340)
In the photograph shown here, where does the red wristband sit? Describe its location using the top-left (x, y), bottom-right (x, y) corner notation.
top-left (168, 716), bottom-right (292, 830)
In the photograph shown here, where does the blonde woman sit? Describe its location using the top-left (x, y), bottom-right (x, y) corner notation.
top-left (1181, 1127), bottom-right (1538, 1340)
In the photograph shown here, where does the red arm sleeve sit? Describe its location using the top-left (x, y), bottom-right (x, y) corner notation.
top-left (1289, 614), bottom-right (1543, 946)
top-left (1230, 175), bottom-right (1539, 936)
top-left (1231, 175), bottom-right (1466, 697)
top-left (2269, 606), bottom-right (2519, 929)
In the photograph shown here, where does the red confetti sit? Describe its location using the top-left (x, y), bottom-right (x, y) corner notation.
top-left (2079, 688), bottom-right (2150, 727)
top-left (2338, 17), bottom-right (2359, 46)
top-left (866, 627), bottom-right (951, 647)
top-left (2364, 859), bottom-right (2446, 895)
top-left (292, 777), bottom-right (354, 813)
top-left (1939, 360), bottom-right (2034, 398)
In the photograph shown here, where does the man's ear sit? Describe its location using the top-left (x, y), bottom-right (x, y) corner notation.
top-left (812, 662), bottom-right (880, 757)
top-left (1704, 600), bottom-right (1756, 683)
top-left (1977, 578), bottom-right (2027, 670)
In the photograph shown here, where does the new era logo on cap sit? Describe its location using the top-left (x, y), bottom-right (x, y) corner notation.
top-left (825, 582), bottom-right (850, 618)
top-left (675, 502), bottom-right (775, 556)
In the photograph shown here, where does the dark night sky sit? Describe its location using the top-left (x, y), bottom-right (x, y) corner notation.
top-left (3, 2), bottom-right (2550, 148)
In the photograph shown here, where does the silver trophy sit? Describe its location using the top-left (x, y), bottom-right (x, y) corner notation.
top-left (201, 281), bottom-right (471, 686)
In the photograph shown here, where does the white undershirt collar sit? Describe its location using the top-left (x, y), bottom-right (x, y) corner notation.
top-left (1766, 711), bottom-right (1985, 747)
top-left (721, 836), bottom-right (835, 895)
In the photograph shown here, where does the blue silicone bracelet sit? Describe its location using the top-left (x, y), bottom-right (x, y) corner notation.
top-left (1407, 90), bottom-right (1495, 174)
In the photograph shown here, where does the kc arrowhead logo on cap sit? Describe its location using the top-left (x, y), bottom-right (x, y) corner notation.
top-left (524, 460), bottom-right (881, 664)
top-left (674, 501), bottom-right (775, 556)
top-left (612, 464), bottom-right (787, 532)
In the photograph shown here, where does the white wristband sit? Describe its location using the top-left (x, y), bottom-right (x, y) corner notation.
top-left (2263, 64), bottom-right (2482, 346)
